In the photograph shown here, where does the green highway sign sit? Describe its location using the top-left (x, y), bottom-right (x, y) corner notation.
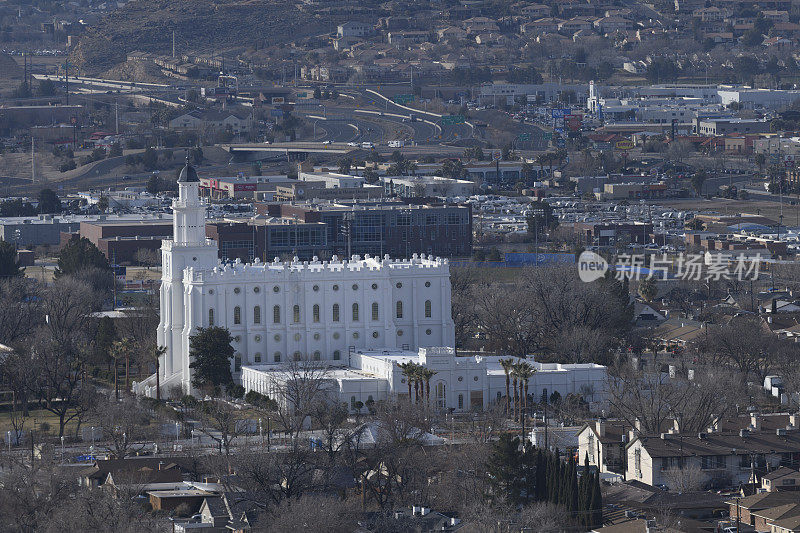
top-left (518, 133), bottom-right (531, 141)
top-left (543, 132), bottom-right (553, 140)
top-left (442, 114), bottom-right (466, 125)
top-left (393, 94), bottom-right (415, 104)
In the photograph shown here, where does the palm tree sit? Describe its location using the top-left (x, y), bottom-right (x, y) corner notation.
top-left (110, 337), bottom-right (133, 400)
top-left (515, 361), bottom-right (536, 423)
top-left (398, 362), bottom-right (416, 403)
top-left (152, 345), bottom-right (166, 401)
top-left (420, 368), bottom-right (437, 406)
top-left (511, 360), bottom-right (520, 421)
top-left (535, 154), bottom-right (547, 182)
top-left (499, 358), bottom-right (515, 415)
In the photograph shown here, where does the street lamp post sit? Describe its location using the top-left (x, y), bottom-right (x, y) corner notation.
top-left (175, 422), bottom-right (180, 449)
top-left (60, 436), bottom-right (65, 462)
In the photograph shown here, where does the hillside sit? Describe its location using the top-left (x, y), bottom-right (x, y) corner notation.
top-left (69, 0), bottom-right (329, 74)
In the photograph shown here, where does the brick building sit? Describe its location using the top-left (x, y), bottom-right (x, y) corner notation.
top-left (78, 220), bottom-right (172, 264)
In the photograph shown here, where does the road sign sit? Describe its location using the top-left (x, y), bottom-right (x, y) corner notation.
top-left (566, 114), bottom-right (582, 131)
top-left (271, 96), bottom-right (284, 104)
top-left (543, 132), bottom-right (553, 140)
top-left (270, 109), bottom-right (284, 117)
top-left (518, 133), bottom-right (531, 141)
top-left (393, 94), bottom-right (414, 104)
top-left (554, 127), bottom-right (565, 135)
top-left (615, 140), bottom-right (635, 151)
top-left (492, 150), bottom-right (502, 161)
top-left (551, 108), bottom-right (570, 119)
top-left (442, 114), bottom-right (465, 125)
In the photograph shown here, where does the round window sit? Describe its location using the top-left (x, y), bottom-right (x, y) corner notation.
top-left (253, 286), bottom-right (260, 293)
top-left (234, 335), bottom-right (241, 342)
top-left (233, 287), bottom-right (241, 294)
top-left (458, 376), bottom-right (463, 382)
top-left (372, 331), bottom-right (379, 338)
top-left (313, 333), bottom-right (320, 340)
top-left (333, 332), bottom-right (340, 339)
top-left (425, 281), bottom-right (431, 288)
top-left (474, 376), bottom-right (479, 381)
top-left (397, 330), bottom-right (403, 336)
top-left (333, 284), bottom-right (339, 291)
top-left (208, 289), bottom-right (214, 295)
top-left (396, 282), bottom-right (402, 289)
top-left (294, 333), bottom-right (301, 341)
top-left (353, 332), bottom-right (359, 339)
top-left (192, 257), bottom-right (197, 261)
top-left (313, 285), bottom-right (319, 292)
top-left (273, 286), bottom-right (280, 293)
top-left (352, 284), bottom-right (359, 291)
top-left (371, 283), bottom-right (378, 290)
top-left (274, 334), bottom-right (281, 341)
top-left (426, 329), bottom-right (432, 335)
top-left (254, 335), bottom-right (262, 342)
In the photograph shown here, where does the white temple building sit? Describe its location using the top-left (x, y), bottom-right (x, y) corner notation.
top-left (136, 159), bottom-right (607, 411)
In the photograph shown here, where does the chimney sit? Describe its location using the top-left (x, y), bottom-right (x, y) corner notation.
top-left (790, 413), bottom-right (800, 428)
top-left (751, 413), bottom-right (762, 431)
top-left (635, 417), bottom-right (642, 431)
top-left (740, 428), bottom-right (750, 437)
top-left (596, 419), bottom-right (606, 438)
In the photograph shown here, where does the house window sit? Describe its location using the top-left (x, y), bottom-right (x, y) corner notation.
top-left (293, 351), bottom-right (302, 361)
top-left (587, 434), bottom-right (595, 460)
top-left (208, 308), bottom-right (214, 326)
top-left (372, 302), bottom-right (379, 321)
top-left (352, 303), bottom-right (359, 321)
top-left (273, 305), bottom-right (281, 323)
top-left (313, 351), bottom-right (321, 361)
top-left (333, 350), bottom-right (341, 361)
top-left (396, 301), bottom-right (403, 318)
top-left (254, 353), bottom-right (262, 363)
top-left (313, 304), bottom-right (320, 323)
top-left (425, 300), bottom-right (432, 318)
top-left (234, 354), bottom-right (242, 372)
top-left (332, 303), bottom-right (340, 322)
top-left (635, 448), bottom-right (642, 475)
top-left (253, 305), bottom-right (261, 324)
top-left (458, 394), bottom-right (464, 410)
top-left (274, 352), bottom-right (281, 363)
top-left (351, 396), bottom-right (357, 409)
top-left (293, 305), bottom-right (300, 323)
top-left (234, 306), bottom-right (242, 325)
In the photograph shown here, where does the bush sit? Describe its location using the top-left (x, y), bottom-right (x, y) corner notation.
top-left (228, 384), bottom-right (245, 399)
top-left (59, 159), bottom-right (77, 172)
top-left (181, 394), bottom-right (198, 407)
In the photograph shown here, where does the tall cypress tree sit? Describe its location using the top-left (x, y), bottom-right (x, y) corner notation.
top-left (535, 449), bottom-right (548, 501)
top-left (579, 453), bottom-right (591, 527)
top-left (487, 434), bottom-right (522, 504)
top-left (590, 469), bottom-right (603, 527)
top-left (568, 455), bottom-right (579, 516)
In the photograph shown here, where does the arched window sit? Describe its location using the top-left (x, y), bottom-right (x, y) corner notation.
top-left (254, 352), bottom-right (262, 363)
top-left (396, 301), bottom-right (403, 319)
top-left (371, 302), bottom-right (379, 321)
top-left (293, 351), bottom-right (302, 361)
top-left (496, 391), bottom-right (502, 402)
top-left (332, 303), bottom-right (340, 322)
top-left (273, 352), bottom-right (281, 363)
top-left (234, 354), bottom-right (242, 372)
top-left (458, 394), bottom-right (464, 410)
top-left (313, 351), bottom-right (321, 361)
top-left (273, 305), bottom-right (281, 324)
top-left (313, 304), bottom-right (320, 323)
top-left (234, 306), bottom-right (242, 325)
top-left (208, 308), bottom-right (214, 326)
top-left (352, 303), bottom-right (359, 321)
top-left (350, 396), bottom-right (357, 409)
top-left (333, 350), bottom-right (341, 361)
top-left (425, 300), bottom-right (432, 318)
top-left (293, 305), bottom-right (301, 323)
top-left (436, 382), bottom-right (446, 409)
top-left (253, 305), bottom-right (261, 324)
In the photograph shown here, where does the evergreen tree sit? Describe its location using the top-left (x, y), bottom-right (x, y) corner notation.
top-left (93, 315), bottom-right (117, 367)
top-left (55, 237), bottom-right (111, 278)
top-left (579, 453), bottom-right (591, 527)
top-left (535, 449), bottom-right (548, 501)
top-left (486, 434), bottom-right (522, 504)
top-left (0, 240), bottom-right (22, 278)
top-left (520, 445), bottom-right (537, 503)
top-left (590, 469), bottom-right (603, 527)
top-left (188, 326), bottom-right (235, 389)
top-left (38, 188), bottom-right (62, 214)
top-left (567, 454), bottom-right (579, 515)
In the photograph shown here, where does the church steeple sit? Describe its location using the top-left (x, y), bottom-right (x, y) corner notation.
top-left (172, 154), bottom-right (206, 246)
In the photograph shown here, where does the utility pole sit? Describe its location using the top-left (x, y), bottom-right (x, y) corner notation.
top-left (172, 30), bottom-right (176, 59)
top-left (63, 59), bottom-right (69, 105)
top-left (115, 101), bottom-right (119, 135)
top-left (31, 136), bottom-right (35, 183)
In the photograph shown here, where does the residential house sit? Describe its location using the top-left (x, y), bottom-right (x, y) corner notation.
top-left (521, 17), bottom-right (564, 34)
top-left (558, 17), bottom-right (594, 34)
top-left (594, 16), bottom-right (632, 34)
top-left (169, 109), bottom-right (253, 135)
top-left (387, 31), bottom-right (429, 45)
top-left (763, 467), bottom-right (800, 492)
top-left (521, 3), bottom-right (551, 19)
top-left (337, 21), bottom-right (371, 38)
top-left (462, 16), bottom-right (499, 34)
top-left (436, 26), bottom-right (467, 41)
top-left (727, 491), bottom-right (800, 530)
top-left (763, 10), bottom-right (790, 23)
top-left (627, 414), bottom-right (800, 489)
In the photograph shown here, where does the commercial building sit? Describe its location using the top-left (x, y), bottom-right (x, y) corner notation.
top-left (198, 175), bottom-right (293, 199)
top-left (257, 200), bottom-right (473, 258)
top-left (273, 181), bottom-right (384, 202)
top-left (205, 219), bottom-right (328, 262)
top-left (381, 176), bottom-right (476, 198)
top-left (696, 117), bottom-right (772, 135)
top-left (573, 222), bottom-right (654, 246)
top-left (594, 182), bottom-right (668, 201)
top-left (79, 219), bottom-right (172, 263)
